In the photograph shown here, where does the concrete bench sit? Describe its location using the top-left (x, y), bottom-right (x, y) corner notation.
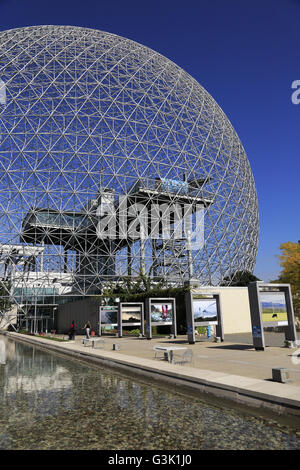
top-left (153, 346), bottom-right (169, 361)
top-left (153, 345), bottom-right (188, 363)
top-left (82, 338), bottom-right (105, 349)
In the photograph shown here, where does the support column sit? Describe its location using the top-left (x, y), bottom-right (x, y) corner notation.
top-left (127, 243), bottom-right (132, 276)
top-left (64, 249), bottom-right (68, 273)
top-left (40, 241), bottom-right (44, 272)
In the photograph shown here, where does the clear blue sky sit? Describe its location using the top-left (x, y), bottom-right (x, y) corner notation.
top-left (0, 0), bottom-right (299, 281)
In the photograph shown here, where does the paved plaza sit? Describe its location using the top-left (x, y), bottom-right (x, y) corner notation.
top-left (71, 332), bottom-right (300, 386)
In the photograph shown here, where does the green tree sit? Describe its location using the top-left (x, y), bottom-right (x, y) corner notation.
top-left (221, 270), bottom-right (260, 287)
top-left (275, 242), bottom-right (300, 318)
top-left (0, 281), bottom-right (12, 313)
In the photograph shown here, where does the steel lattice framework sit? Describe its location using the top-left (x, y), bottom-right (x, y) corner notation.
top-left (0, 25), bottom-right (259, 307)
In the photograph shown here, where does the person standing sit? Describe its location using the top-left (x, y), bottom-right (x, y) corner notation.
top-left (69, 320), bottom-right (77, 340)
top-left (83, 320), bottom-right (91, 339)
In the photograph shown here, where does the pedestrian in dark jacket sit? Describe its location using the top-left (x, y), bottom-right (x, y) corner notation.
top-left (69, 320), bottom-right (77, 340)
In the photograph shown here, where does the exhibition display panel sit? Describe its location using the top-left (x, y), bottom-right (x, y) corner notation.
top-left (145, 298), bottom-right (177, 340)
top-left (99, 305), bottom-right (118, 336)
top-left (185, 290), bottom-right (224, 344)
top-left (118, 302), bottom-right (144, 337)
top-left (248, 282), bottom-right (297, 350)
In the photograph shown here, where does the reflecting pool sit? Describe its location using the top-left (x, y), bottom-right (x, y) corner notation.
top-left (0, 336), bottom-right (299, 450)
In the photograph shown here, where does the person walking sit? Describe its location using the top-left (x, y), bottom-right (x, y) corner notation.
top-left (83, 320), bottom-right (91, 339)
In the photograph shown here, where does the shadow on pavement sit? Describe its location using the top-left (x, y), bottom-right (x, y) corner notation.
top-left (207, 344), bottom-right (255, 351)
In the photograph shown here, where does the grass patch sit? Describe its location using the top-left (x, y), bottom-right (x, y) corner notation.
top-left (17, 331), bottom-right (69, 342)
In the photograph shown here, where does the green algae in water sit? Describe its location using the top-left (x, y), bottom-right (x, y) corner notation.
top-left (0, 336), bottom-right (299, 450)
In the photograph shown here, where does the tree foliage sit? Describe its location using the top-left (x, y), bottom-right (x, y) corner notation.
top-left (221, 270), bottom-right (260, 287)
top-left (276, 242), bottom-right (300, 316)
top-left (99, 274), bottom-right (190, 334)
top-left (0, 281), bottom-right (12, 313)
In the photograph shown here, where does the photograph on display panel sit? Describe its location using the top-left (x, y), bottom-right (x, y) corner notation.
top-left (101, 307), bottom-right (118, 325)
top-left (192, 298), bottom-right (218, 324)
top-left (121, 305), bottom-right (142, 325)
top-left (260, 292), bottom-right (288, 324)
top-left (151, 303), bottom-right (173, 324)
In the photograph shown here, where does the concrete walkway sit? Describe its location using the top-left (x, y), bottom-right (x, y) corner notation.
top-left (95, 332), bottom-right (300, 384)
top-left (2, 331), bottom-right (300, 419)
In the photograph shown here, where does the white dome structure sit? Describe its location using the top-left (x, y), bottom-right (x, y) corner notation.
top-left (0, 25), bottom-right (259, 307)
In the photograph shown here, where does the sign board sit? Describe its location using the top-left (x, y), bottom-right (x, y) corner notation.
top-left (145, 298), bottom-right (177, 339)
top-left (252, 325), bottom-right (262, 338)
top-left (248, 282), bottom-right (297, 350)
top-left (118, 302), bottom-right (144, 337)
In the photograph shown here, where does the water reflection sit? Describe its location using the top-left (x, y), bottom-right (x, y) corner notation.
top-left (1, 340), bottom-right (72, 393)
top-left (0, 335), bottom-right (299, 450)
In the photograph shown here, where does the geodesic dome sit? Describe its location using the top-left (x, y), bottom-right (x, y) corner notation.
top-left (0, 25), bottom-right (259, 302)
